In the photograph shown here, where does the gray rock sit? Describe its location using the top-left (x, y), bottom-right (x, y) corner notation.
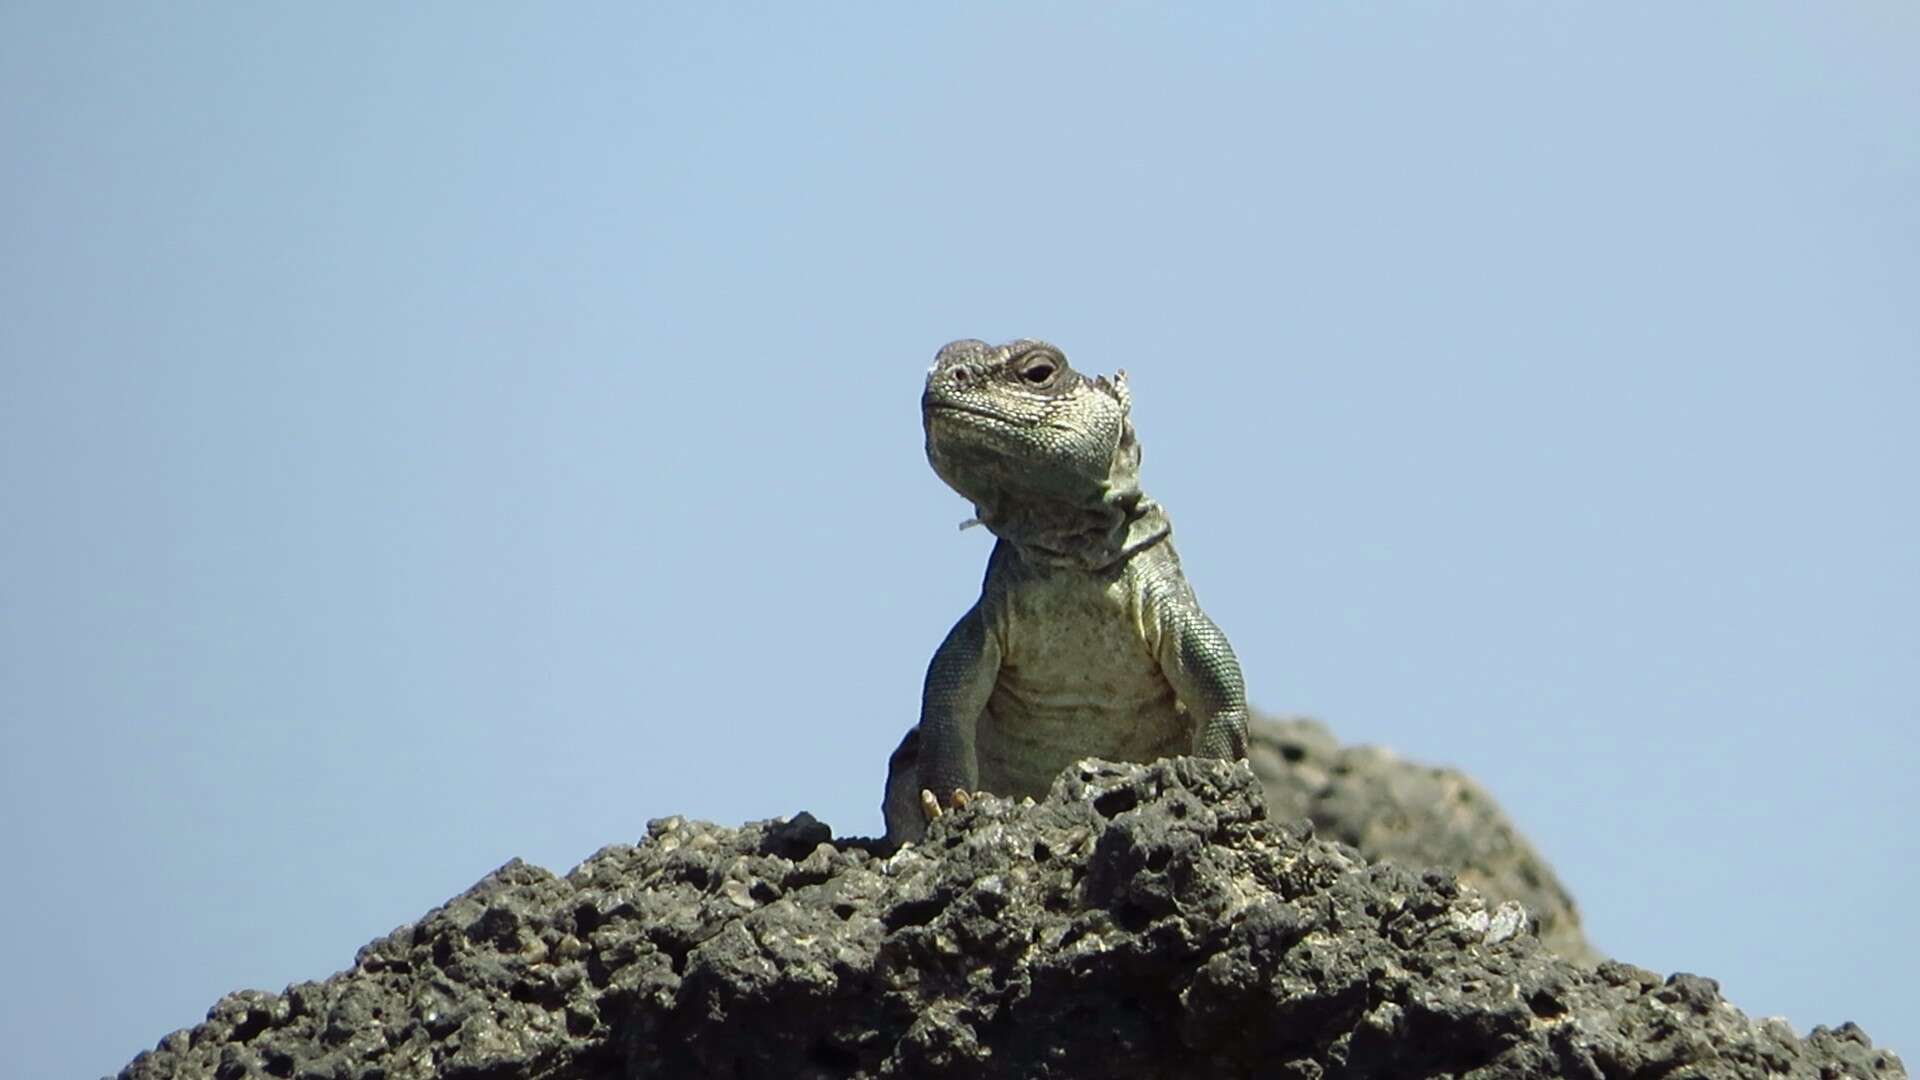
top-left (1247, 714), bottom-right (1594, 962)
top-left (115, 758), bottom-right (1902, 1079)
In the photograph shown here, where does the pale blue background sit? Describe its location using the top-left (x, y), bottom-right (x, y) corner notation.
top-left (2, 6), bottom-right (1915, 1077)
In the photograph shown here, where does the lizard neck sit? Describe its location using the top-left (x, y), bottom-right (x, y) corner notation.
top-left (990, 496), bottom-right (1172, 571)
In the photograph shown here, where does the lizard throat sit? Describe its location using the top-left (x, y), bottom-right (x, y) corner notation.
top-left (979, 497), bottom-right (1172, 570)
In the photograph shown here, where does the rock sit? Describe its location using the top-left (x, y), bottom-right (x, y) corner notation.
top-left (114, 758), bottom-right (1903, 1079)
top-left (1247, 714), bottom-right (1594, 961)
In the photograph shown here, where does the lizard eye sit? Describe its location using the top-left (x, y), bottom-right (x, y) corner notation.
top-left (1019, 359), bottom-right (1057, 384)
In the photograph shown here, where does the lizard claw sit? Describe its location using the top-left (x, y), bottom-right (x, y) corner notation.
top-left (918, 788), bottom-right (973, 824)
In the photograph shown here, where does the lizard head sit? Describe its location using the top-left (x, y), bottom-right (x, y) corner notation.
top-left (922, 339), bottom-right (1155, 563)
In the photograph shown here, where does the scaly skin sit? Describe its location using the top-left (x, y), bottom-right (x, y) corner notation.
top-left (883, 339), bottom-right (1249, 847)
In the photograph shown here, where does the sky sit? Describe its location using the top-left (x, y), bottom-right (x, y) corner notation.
top-left (1, 5), bottom-right (1915, 1077)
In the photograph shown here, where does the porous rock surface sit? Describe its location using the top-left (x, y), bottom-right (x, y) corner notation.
top-left (1247, 715), bottom-right (1593, 962)
top-left (118, 757), bottom-right (1902, 1079)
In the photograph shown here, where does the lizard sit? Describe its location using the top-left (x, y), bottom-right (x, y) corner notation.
top-left (882, 338), bottom-right (1250, 847)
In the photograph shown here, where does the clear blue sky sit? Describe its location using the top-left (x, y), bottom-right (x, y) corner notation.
top-left (3, 6), bottom-right (1914, 1077)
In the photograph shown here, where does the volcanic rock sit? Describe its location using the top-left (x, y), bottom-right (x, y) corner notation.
top-left (117, 755), bottom-right (1903, 1079)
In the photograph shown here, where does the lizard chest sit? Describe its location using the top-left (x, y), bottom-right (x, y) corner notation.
top-left (975, 563), bottom-right (1189, 794)
top-left (995, 570), bottom-right (1161, 695)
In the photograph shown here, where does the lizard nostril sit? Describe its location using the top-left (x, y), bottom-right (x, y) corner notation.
top-left (952, 369), bottom-right (971, 385)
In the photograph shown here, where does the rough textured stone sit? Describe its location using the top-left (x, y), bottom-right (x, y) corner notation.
top-left (116, 757), bottom-right (1901, 1080)
top-left (1247, 714), bottom-right (1593, 961)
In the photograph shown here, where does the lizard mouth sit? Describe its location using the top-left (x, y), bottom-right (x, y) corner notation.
top-left (925, 401), bottom-right (1018, 426)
